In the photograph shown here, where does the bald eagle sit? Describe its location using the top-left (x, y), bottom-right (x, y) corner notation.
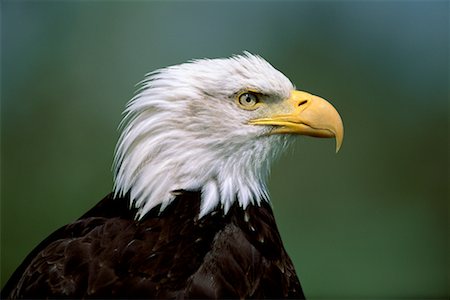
top-left (2, 53), bottom-right (343, 299)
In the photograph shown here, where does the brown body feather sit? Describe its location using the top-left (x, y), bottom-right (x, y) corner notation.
top-left (2, 192), bottom-right (305, 299)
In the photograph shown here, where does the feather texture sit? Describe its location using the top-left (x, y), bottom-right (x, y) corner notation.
top-left (113, 53), bottom-right (294, 219)
top-left (2, 193), bottom-right (305, 299)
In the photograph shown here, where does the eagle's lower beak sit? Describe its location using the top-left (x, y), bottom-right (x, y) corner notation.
top-left (249, 90), bottom-right (344, 152)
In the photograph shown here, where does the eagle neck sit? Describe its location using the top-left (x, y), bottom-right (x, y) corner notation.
top-left (113, 132), bottom-right (289, 220)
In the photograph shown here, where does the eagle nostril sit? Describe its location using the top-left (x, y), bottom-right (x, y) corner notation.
top-left (298, 100), bottom-right (308, 107)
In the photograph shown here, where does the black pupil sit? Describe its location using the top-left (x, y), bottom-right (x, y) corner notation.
top-left (245, 94), bottom-right (252, 103)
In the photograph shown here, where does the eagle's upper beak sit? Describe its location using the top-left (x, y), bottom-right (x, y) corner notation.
top-left (249, 90), bottom-right (344, 152)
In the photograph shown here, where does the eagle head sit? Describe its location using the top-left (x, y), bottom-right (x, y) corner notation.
top-left (113, 53), bottom-right (343, 219)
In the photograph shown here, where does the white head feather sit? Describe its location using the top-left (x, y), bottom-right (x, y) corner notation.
top-left (113, 53), bottom-right (295, 219)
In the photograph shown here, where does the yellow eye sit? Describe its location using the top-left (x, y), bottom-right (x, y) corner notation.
top-left (238, 92), bottom-right (259, 109)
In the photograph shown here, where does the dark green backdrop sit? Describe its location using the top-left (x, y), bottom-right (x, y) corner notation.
top-left (1, 1), bottom-right (448, 299)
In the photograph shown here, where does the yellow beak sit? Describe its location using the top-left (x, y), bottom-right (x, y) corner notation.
top-left (249, 90), bottom-right (344, 152)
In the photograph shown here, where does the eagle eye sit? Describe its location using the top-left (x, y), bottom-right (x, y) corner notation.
top-left (237, 92), bottom-right (260, 110)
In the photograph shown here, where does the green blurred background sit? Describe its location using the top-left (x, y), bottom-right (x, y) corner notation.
top-left (1, 1), bottom-right (448, 298)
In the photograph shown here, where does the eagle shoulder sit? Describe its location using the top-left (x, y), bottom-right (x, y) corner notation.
top-left (2, 192), bottom-right (304, 299)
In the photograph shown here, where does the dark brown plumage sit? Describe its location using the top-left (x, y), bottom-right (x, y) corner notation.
top-left (2, 191), bottom-right (305, 299)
